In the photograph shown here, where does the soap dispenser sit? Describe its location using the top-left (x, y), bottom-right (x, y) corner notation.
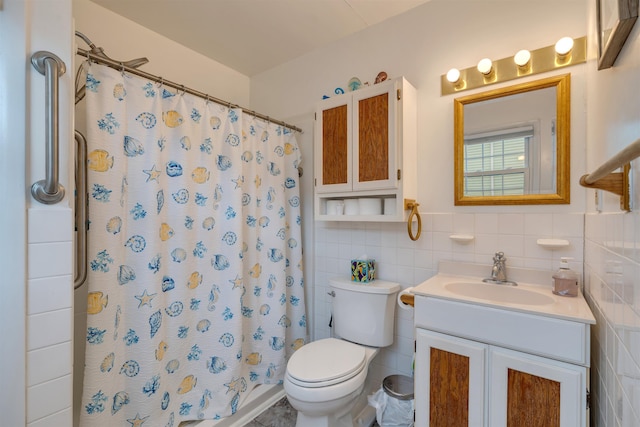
top-left (552, 257), bottom-right (579, 297)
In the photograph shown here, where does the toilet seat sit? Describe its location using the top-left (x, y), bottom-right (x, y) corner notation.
top-left (286, 338), bottom-right (366, 388)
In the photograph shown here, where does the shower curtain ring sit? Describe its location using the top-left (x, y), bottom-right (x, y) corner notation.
top-left (180, 85), bottom-right (186, 96)
top-left (119, 62), bottom-right (125, 75)
top-left (157, 77), bottom-right (164, 88)
top-left (205, 95), bottom-right (210, 105)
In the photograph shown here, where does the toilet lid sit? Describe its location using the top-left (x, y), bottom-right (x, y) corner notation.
top-left (287, 338), bottom-right (366, 387)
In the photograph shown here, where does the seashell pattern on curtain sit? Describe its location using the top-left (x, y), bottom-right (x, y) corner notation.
top-left (80, 63), bottom-right (306, 426)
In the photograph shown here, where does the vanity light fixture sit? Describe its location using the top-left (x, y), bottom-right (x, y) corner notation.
top-left (446, 68), bottom-right (465, 90)
top-left (555, 37), bottom-right (574, 56)
top-left (477, 58), bottom-right (493, 75)
top-left (555, 36), bottom-right (574, 65)
top-left (477, 58), bottom-right (495, 82)
top-left (514, 49), bottom-right (532, 74)
top-left (441, 35), bottom-right (586, 95)
top-left (446, 68), bottom-right (461, 83)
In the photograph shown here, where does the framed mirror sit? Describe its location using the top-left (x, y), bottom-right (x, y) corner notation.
top-left (454, 74), bottom-right (571, 205)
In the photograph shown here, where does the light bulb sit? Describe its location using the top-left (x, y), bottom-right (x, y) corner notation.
top-left (446, 68), bottom-right (461, 83)
top-left (514, 49), bottom-right (531, 67)
top-left (477, 58), bottom-right (493, 75)
top-left (555, 37), bottom-right (574, 56)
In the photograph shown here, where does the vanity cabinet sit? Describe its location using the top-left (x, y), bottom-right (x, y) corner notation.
top-left (416, 329), bottom-right (586, 427)
top-left (414, 295), bottom-right (590, 427)
top-left (314, 77), bottom-right (417, 221)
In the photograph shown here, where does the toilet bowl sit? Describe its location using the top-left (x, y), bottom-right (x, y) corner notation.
top-left (284, 278), bottom-right (400, 427)
top-left (284, 338), bottom-right (379, 427)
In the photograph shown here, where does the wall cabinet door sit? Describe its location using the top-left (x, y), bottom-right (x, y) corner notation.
top-left (489, 346), bottom-right (586, 427)
top-left (351, 81), bottom-right (398, 191)
top-left (314, 78), bottom-right (401, 194)
top-left (316, 96), bottom-right (353, 193)
top-left (415, 329), bottom-right (487, 427)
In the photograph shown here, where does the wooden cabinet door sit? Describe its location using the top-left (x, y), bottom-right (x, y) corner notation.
top-left (315, 96), bottom-right (352, 193)
top-left (489, 347), bottom-right (586, 427)
top-left (415, 329), bottom-right (487, 427)
top-left (352, 80), bottom-right (398, 191)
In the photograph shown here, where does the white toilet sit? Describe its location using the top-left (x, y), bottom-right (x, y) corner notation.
top-left (284, 277), bottom-right (400, 427)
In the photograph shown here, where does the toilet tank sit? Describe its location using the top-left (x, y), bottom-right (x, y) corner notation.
top-left (330, 278), bottom-right (400, 347)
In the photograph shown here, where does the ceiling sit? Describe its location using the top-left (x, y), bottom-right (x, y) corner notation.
top-left (91, 0), bottom-right (431, 76)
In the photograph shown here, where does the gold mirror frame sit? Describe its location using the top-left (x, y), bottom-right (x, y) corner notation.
top-left (454, 74), bottom-right (571, 206)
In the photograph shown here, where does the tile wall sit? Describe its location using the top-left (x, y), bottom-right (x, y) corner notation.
top-left (314, 211), bottom-right (585, 389)
top-left (585, 211), bottom-right (640, 427)
top-left (27, 208), bottom-right (74, 426)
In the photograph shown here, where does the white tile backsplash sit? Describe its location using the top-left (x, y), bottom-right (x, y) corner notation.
top-left (27, 208), bottom-right (73, 243)
top-left (28, 408), bottom-right (72, 427)
top-left (26, 374), bottom-right (72, 424)
top-left (553, 213), bottom-right (585, 238)
top-left (27, 309), bottom-right (72, 351)
top-left (28, 241), bottom-right (73, 279)
top-left (475, 213), bottom-right (499, 234)
top-left (453, 213), bottom-right (475, 234)
top-left (585, 211), bottom-right (640, 427)
top-left (314, 212), bottom-right (584, 389)
top-left (26, 206), bottom-right (74, 426)
top-left (524, 213), bottom-right (553, 236)
top-left (28, 275), bottom-right (72, 315)
top-left (27, 342), bottom-right (72, 386)
top-left (498, 213), bottom-right (525, 235)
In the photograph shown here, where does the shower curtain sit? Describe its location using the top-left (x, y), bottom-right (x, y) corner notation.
top-left (80, 63), bottom-right (306, 426)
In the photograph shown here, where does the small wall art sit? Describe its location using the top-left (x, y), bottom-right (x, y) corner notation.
top-left (596, 0), bottom-right (639, 70)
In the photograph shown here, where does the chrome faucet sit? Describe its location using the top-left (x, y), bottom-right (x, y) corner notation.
top-left (483, 251), bottom-right (517, 285)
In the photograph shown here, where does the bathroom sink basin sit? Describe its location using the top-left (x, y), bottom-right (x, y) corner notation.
top-left (445, 281), bottom-right (555, 306)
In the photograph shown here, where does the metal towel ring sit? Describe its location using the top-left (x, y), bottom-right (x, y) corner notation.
top-left (405, 199), bottom-right (422, 241)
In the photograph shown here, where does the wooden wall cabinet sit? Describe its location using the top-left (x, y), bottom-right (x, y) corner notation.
top-left (314, 77), bottom-right (417, 221)
top-left (415, 324), bottom-right (588, 427)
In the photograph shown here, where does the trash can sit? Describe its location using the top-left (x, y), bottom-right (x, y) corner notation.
top-left (367, 374), bottom-right (414, 426)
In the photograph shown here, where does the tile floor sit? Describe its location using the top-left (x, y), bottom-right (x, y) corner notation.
top-left (244, 397), bottom-right (297, 427)
top-left (244, 397), bottom-right (380, 426)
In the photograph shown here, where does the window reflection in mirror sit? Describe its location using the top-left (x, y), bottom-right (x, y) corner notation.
top-left (454, 74), bottom-right (570, 205)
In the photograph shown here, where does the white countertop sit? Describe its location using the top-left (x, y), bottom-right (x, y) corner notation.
top-left (413, 262), bottom-right (595, 325)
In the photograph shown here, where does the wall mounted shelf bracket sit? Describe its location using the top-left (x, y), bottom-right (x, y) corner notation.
top-left (580, 137), bottom-right (640, 212)
top-left (579, 163), bottom-right (630, 211)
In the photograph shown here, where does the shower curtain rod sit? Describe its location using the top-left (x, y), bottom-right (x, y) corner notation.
top-left (76, 47), bottom-right (303, 133)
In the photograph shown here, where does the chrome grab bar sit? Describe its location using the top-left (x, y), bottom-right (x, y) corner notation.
top-left (31, 51), bottom-right (66, 204)
top-left (74, 130), bottom-right (88, 290)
